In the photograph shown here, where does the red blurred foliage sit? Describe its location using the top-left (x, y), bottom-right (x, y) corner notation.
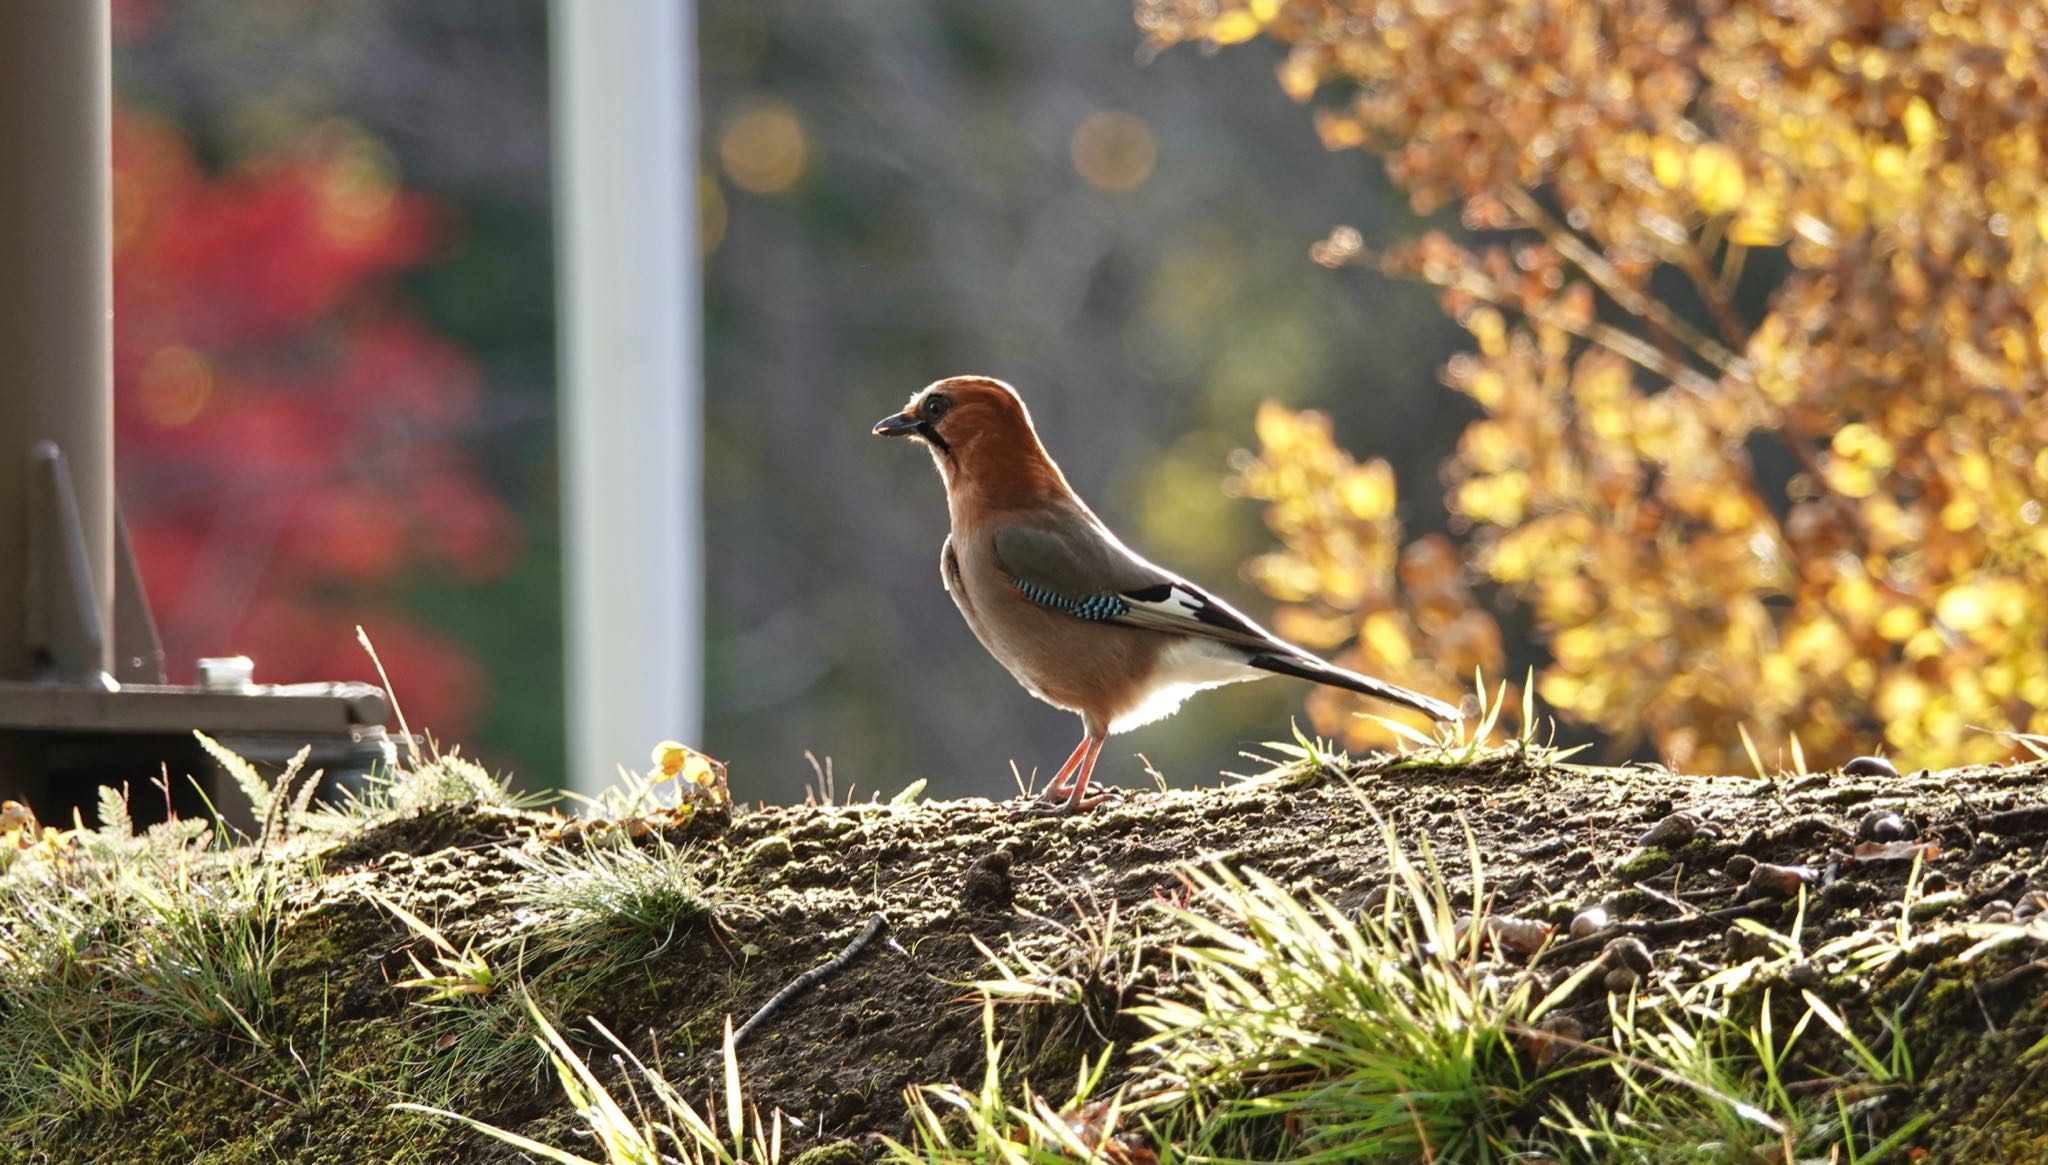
top-left (114, 107), bottom-right (520, 742)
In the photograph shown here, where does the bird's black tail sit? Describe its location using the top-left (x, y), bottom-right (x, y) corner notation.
top-left (1247, 652), bottom-right (1463, 723)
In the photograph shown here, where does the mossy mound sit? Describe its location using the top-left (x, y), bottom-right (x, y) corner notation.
top-left (6, 750), bottom-right (2048, 1162)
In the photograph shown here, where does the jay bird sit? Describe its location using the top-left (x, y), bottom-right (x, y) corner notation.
top-left (874, 375), bottom-right (1462, 814)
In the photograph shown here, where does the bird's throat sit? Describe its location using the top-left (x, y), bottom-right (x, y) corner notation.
top-left (915, 419), bottom-right (953, 456)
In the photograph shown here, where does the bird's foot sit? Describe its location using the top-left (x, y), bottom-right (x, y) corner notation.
top-left (1011, 788), bottom-right (1124, 817)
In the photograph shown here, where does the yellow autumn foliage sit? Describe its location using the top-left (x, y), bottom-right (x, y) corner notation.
top-left (1148, 0), bottom-right (2048, 770)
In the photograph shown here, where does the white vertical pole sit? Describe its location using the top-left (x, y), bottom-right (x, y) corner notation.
top-left (550, 0), bottom-right (701, 799)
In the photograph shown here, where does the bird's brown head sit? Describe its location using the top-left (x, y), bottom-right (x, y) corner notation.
top-left (872, 376), bottom-right (1069, 504)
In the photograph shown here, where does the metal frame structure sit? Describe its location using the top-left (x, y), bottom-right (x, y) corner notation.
top-left (0, 1), bottom-right (390, 825)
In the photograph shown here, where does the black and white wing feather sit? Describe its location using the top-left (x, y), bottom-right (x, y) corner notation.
top-left (991, 521), bottom-right (1461, 722)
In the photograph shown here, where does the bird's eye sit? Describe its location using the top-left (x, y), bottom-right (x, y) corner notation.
top-left (922, 394), bottom-right (952, 420)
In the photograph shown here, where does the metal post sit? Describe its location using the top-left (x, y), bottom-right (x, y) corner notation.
top-left (0, 0), bottom-right (391, 827)
top-left (551, 0), bottom-right (703, 798)
top-left (0, 1), bottom-right (114, 683)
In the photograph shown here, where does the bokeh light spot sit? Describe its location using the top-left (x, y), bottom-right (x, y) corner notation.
top-left (700, 175), bottom-right (728, 253)
top-left (719, 101), bottom-right (808, 195)
top-left (136, 345), bottom-right (214, 427)
top-left (1071, 110), bottom-right (1157, 192)
top-left (309, 120), bottom-right (400, 245)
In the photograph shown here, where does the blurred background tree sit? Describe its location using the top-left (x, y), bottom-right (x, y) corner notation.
top-left (1143, 0), bottom-right (2048, 771)
top-left (112, 0), bottom-right (560, 779)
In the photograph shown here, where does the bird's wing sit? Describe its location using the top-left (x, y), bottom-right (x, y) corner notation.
top-left (991, 523), bottom-right (1284, 652)
top-left (994, 520), bottom-right (1463, 722)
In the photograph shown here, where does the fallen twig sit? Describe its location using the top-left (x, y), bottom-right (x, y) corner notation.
top-left (730, 913), bottom-right (888, 1048)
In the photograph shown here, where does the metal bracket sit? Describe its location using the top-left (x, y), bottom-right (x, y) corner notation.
top-left (23, 440), bottom-right (111, 688)
top-left (113, 505), bottom-right (166, 683)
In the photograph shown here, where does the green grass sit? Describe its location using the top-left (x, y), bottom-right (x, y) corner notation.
top-left (0, 843), bottom-right (298, 1137)
top-left (508, 832), bottom-right (719, 958)
top-left (374, 831), bottom-right (726, 1112)
top-left (906, 815), bottom-right (1929, 1165)
top-left (398, 995), bottom-right (789, 1165)
top-left (1132, 837), bottom-right (1579, 1163)
top-left (0, 735), bottom-right (558, 1143)
top-left (887, 1002), bottom-right (1148, 1165)
top-left (303, 749), bottom-right (553, 831)
top-left (1547, 985), bottom-right (1926, 1162)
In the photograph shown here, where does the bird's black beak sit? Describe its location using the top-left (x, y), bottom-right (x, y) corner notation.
top-left (872, 411), bottom-right (922, 438)
top-left (874, 408), bottom-right (952, 454)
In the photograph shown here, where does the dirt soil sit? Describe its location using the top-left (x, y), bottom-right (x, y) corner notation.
top-left (24, 749), bottom-right (2048, 1163)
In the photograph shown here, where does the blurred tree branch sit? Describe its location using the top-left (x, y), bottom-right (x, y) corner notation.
top-left (1150, 0), bottom-right (2048, 769)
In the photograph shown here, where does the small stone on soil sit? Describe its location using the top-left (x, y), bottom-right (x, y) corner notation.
top-left (1907, 890), bottom-right (1967, 921)
top-left (1856, 808), bottom-right (1909, 842)
top-left (1724, 853), bottom-right (1758, 883)
top-left (1637, 811), bottom-right (1704, 847)
top-left (1518, 1015), bottom-right (1584, 1071)
top-left (1741, 861), bottom-right (1817, 900)
top-left (741, 835), bottom-right (796, 872)
top-left (1603, 965), bottom-right (1644, 992)
top-left (1820, 880), bottom-right (1873, 908)
top-left (1726, 926), bottom-right (1778, 962)
top-left (1601, 936), bottom-right (1654, 977)
top-left (1842, 755), bottom-right (1900, 779)
top-left (959, 849), bottom-right (1015, 914)
top-left (1569, 905), bottom-right (1609, 939)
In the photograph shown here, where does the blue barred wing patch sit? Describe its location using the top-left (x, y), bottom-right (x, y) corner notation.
top-left (1012, 578), bottom-right (1130, 621)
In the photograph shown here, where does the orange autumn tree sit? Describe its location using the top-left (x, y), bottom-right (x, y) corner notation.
top-left (1142, 0), bottom-right (2048, 770)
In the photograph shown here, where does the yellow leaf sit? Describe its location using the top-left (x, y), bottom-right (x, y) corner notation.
top-left (1875, 674), bottom-right (1928, 722)
top-left (1651, 139), bottom-right (1685, 189)
top-left (1871, 143), bottom-right (1909, 182)
top-left (1278, 55), bottom-right (1319, 103)
top-left (1208, 10), bottom-right (1262, 45)
top-left (1936, 584), bottom-right (1990, 633)
top-left (1361, 611), bottom-right (1414, 668)
top-left (651, 740), bottom-right (722, 787)
top-left (651, 739), bottom-right (691, 776)
top-left (1940, 496), bottom-right (1979, 531)
top-left (1254, 401), bottom-right (1306, 451)
top-left (1538, 671), bottom-right (1584, 712)
top-left (1469, 307), bottom-right (1507, 357)
top-left (1467, 370), bottom-right (1506, 408)
top-left (1729, 204), bottom-right (1785, 246)
top-left (1901, 96), bottom-right (1939, 149)
top-left (1552, 624), bottom-right (1601, 665)
top-left (1314, 111), bottom-right (1369, 150)
top-left (1342, 461), bottom-right (1396, 521)
top-left (1687, 143), bottom-right (1746, 215)
top-left (1274, 606), bottom-right (1354, 649)
top-left (1875, 606), bottom-right (1921, 641)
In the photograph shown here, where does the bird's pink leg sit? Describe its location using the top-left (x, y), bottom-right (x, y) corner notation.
top-left (1038, 736), bottom-right (1093, 801)
top-left (1050, 737), bottom-right (1117, 814)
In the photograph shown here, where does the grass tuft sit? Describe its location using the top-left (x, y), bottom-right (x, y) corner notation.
top-left (1131, 831), bottom-right (1574, 1163)
top-left (508, 833), bottom-right (718, 957)
top-left (398, 994), bottom-right (789, 1165)
top-left (886, 1001), bottom-right (1151, 1165)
